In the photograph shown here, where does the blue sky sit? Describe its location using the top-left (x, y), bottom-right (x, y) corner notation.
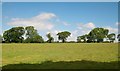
top-left (2, 2), bottom-right (118, 41)
top-left (0, 3), bottom-right (1, 34)
top-left (2, 0), bottom-right (120, 2)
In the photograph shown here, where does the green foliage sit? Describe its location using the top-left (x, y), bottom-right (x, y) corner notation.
top-left (88, 28), bottom-right (109, 42)
top-left (25, 26), bottom-right (44, 43)
top-left (25, 26), bottom-right (38, 38)
top-left (117, 34), bottom-right (120, 42)
top-left (57, 31), bottom-right (71, 43)
top-left (107, 33), bottom-right (116, 43)
top-left (2, 26), bottom-right (119, 43)
top-left (77, 34), bottom-right (88, 43)
top-left (25, 35), bottom-right (44, 43)
top-left (77, 28), bottom-right (115, 43)
top-left (46, 33), bottom-right (54, 43)
top-left (0, 35), bottom-right (2, 43)
top-left (3, 27), bottom-right (25, 43)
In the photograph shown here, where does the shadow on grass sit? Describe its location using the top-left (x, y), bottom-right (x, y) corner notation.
top-left (2, 60), bottom-right (119, 71)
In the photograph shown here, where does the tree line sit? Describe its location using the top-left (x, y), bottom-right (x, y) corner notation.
top-left (0, 26), bottom-right (120, 43)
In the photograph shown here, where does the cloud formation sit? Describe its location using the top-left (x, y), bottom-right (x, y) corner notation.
top-left (116, 22), bottom-right (120, 26)
top-left (63, 22), bottom-right (70, 26)
top-left (8, 12), bottom-right (56, 30)
top-left (105, 27), bottom-right (118, 34)
top-left (77, 22), bottom-right (95, 35)
top-left (78, 22), bottom-right (95, 29)
top-left (77, 22), bottom-right (118, 35)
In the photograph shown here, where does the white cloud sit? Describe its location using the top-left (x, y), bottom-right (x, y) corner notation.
top-left (56, 19), bottom-right (60, 22)
top-left (116, 22), bottom-right (120, 26)
top-left (104, 26), bottom-right (118, 42)
top-left (77, 22), bottom-right (118, 35)
top-left (105, 26), bottom-right (118, 34)
top-left (32, 12), bottom-right (56, 20)
top-left (67, 30), bottom-right (78, 41)
top-left (85, 22), bottom-right (95, 29)
top-left (77, 22), bottom-right (95, 35)
top-left (55, 18), bottom-right (70, 26)
top-left (63, 22), bottom-right (70, 26)
top-left (7, 12), bottom-right (56, 31)
top-left (78, 22), bottom-right (95, 30)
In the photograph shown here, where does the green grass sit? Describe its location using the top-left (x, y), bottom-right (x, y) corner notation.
top-left (2, 43), bottom-right (119, 69)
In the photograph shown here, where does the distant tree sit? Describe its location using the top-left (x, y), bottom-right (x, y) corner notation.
top-left (86, 34), bottom-right (93, 43)
top-left (3, 27), bottom-right (25, 43)
top-left (33, 35), bottom-right (44, 43)
top-left (107, 33), bottom-right (116, 43)
top-left (77, 36), bottom-right (81, 43)
top-left (0, 35), bottom-right (2, 43)
top-left (25, 26), bottom-right (44, 43)
top-left (77, 34), bottom-right (87, 43)
top-left (117, 34), bottom-right (120, 42)
top-left (46, 33), bottom-right (54, 43)
top-left (88, 28), bottom-right (109, 43)
top-left (57, 31), bottom-right (71, 43)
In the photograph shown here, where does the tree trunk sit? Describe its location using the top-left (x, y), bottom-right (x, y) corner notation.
top-left (62, 39), bottom-right (65, 43)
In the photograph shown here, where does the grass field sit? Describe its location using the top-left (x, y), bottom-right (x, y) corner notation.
top-left (1, 43), bottom-right (119, 69)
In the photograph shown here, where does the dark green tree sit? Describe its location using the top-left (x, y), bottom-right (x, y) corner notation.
top-left (57, 31), bottom-right (71, 43)
top-left (46, 33), bottom-right (54, 43)
top-left (107, 33), bottom-right (116, 43)
top-left (3, 27), bottom-right (25, 43)
top-left (117, 34), bottom-right (120, 42)
top-left (88, 28), bottom-right (109, 43)
top-left (77, 34), bottom-right (87, 43)
top-left (25, 26), bottom-right (44, 43)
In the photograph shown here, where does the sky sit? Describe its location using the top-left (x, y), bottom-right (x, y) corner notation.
top-left (2, 2), bottom-right (119, 41)
top-left (2, 0), bottom-right (120, 2)
top-left (0, 2), bottom-right (1, 35)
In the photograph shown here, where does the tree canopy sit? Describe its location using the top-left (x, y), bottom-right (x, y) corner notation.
top-left (1, 26), bottom-right (119, 43)
top-left (57, 31), bottom-right (71, 43)
top-left (117, 34), bottom-right (120, 42)
top-left (107, 33), bottom-right (116, 43)
top-left (77, 34), bottom-right (88, 43)
top-left (3, 27), bottom-right (25, 43)
top-left (87, 28), bottom-right (109, 42)
top-left (46, 33), bottom-right (54, 43)
top-left (25, 26), bottom-right (44, 43)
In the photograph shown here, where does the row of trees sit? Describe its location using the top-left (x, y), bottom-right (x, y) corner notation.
top-left (2, 26), bottom-right (44, 43)
top-left (77, 28), bottom-right (118, 43)
top-left (0, 26), bottom-right (120, 43)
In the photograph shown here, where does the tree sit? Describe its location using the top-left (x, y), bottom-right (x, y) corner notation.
top-left (88, 28), bottom-right (109, 43)
top-left (46, 33), bottom-right (54, 43)
top-left (77, 34), bottom-right (87, 43)
top-left (25, 26), bottom-right (44, 43)
top-left (57, 31), bottom-right (71, 43)
top-left (3, 27), bottom-right (25, 43)
top-left (117, 34), bottom-right (120, 42)
top-left (107, 33), bottom-right (116, 43)
top-left (0, 35), bottom-right (2, 43)
top-left (33, 35), bottom-right (44, 43)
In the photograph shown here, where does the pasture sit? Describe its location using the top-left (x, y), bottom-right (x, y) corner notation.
top-left (2, 43), bottom-right (119, 69)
